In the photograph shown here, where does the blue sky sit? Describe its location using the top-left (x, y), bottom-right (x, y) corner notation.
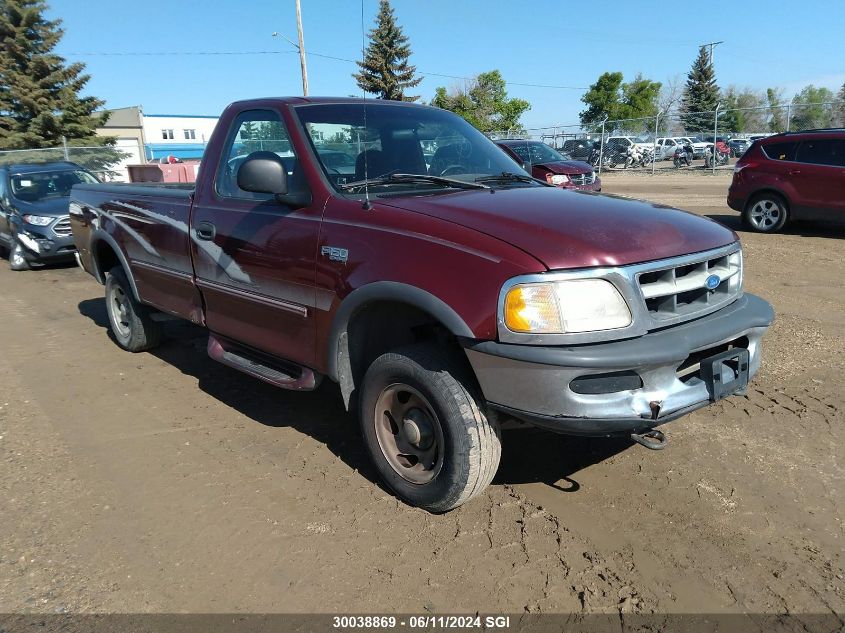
top-left (49, 0), bottom-right (845, 128)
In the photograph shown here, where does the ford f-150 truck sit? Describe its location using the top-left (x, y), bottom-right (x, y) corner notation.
top-left (70, 97), bottom-right (774, 512)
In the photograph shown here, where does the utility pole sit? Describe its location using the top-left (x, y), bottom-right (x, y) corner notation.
top-left (700, 40), bottom-right (724, 69)
top-left (295, 0), bottom-right (308, 96)
top-left (272, 0), bottom-right (309, 96)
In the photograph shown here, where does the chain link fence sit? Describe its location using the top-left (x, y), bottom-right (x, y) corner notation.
top-left (0, 144), bottom-right (130, 181)
top-left (488, 101), bottom-right (843, 175)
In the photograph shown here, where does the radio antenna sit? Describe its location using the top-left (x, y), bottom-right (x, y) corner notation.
top-left (360, 0), bottom-right (372, 210)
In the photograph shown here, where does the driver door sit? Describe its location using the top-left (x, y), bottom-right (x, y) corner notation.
top-left (190, 108), bottom-right (321, 367)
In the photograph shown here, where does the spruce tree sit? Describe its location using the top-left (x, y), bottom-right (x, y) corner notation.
top-left (680, 46), bottom-right (720, 133)
top-left (353, 0), bottom-right (422, 102)
top-left (0, 0), bottom-right (110, 150)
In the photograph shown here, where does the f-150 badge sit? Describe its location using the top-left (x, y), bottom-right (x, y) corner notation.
top-left (321, 246), bottom-right (349, 263)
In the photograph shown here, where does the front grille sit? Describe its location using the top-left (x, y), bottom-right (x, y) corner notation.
top-left (636, 248), bottom-right (742, 326)
top-left (569, 171), bottom-right (596, 186)
top-left (52, 217), bottom-right (72, 237)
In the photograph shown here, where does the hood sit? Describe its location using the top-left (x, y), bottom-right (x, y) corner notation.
top-left (376, 187), bottom-right (736, 270)
top-left (12, 196), bottom-right (71, 218)
top-left (533, 160), bottom-right (592, 175)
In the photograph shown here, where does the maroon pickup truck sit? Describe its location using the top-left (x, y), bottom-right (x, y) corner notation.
top-left (70, 97), bottom-right (774, 512)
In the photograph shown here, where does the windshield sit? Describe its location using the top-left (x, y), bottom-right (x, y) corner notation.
top-left (295, 102), bottom-right (534, 192)
top-left (503, 141), bottom-right (569, 164)
top-left (10, 169), bottom-right (98, 202)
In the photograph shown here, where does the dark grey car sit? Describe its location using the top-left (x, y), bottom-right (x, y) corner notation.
top-left (728, 138), bottom-right (752, 157)
top-left (0, 162), bottom-right (98, 270)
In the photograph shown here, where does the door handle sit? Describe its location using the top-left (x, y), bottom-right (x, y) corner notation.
top-left (788, 169), bottom-right (801, 175)
top-left (195, 221), bottom-right (216, 241)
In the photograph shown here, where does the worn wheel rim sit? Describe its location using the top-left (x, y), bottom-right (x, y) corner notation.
top-left (10, 244), bottom-right (26, 268)
top-left (108, 284), bottom-right (132, 338)
top-left (749, 199), bottom-right (781, 231)
top-left (373, 383), bottom-right (444, 485)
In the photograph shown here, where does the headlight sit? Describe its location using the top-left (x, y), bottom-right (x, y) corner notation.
top-left (504, 279), bottom-right (632, 334)
top-left (546, 174), bottom-right (570, 186)
top-left (23, 214), bottom-right (54, 226)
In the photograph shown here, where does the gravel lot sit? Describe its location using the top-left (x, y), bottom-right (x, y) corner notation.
top-left (1, 172), bottom-right (842, 619)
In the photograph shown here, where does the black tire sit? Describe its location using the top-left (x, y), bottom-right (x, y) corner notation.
top-left (8, 240), bottom-right (30, 271)
top-left (104, 266), bottom-right (162, 352)
top-left (359, 343), bottom-right (501, 513)
top-left (742, 192), bottom-right (789, 233)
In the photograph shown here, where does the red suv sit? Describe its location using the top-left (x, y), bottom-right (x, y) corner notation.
top-left (728, 129), bottom-right (845, 232)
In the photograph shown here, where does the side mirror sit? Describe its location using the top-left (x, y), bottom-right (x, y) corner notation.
top-left (237, 152), bottom-right (288, 195)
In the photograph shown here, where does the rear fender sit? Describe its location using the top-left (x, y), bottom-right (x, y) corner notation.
top-left (90, 230), bottom-right (141, 302)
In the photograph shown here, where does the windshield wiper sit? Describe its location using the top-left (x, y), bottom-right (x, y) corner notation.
top-left (340, 173), bottom-right (489, 192)
top-left (474, 172), bottom-right (541, 185)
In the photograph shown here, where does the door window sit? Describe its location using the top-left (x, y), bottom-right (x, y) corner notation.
top-left (215, 109), bottom-right (299, 200)
top-left (762, 141), bottom-right (798, 161)
top-left (796, 139), bottom-right (845, 167)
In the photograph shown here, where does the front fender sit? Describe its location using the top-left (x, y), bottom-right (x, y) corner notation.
top-left (326, 281), bottom-right (475, 382)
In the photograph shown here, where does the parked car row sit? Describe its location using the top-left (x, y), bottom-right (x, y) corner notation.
top-left (552, 134), bottom-right (757, 165)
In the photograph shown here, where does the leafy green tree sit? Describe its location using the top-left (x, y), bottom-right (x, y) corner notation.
top-left (0, 0), bottom-right (112, 150)
top-left (579, 72), bottom-right (624, 129)
top-left (719, 86), bottom-right (766, 133)
top-left (766, 87), bottom-right (787, 132)
top-left (353, 0), bottom-right (422, 102)
top-left (680, 46), bottom-right (720, 133)
top-left (790, 85), bottom-right (835, 130)
top-left (432, 70), bottom-right (530, 133)
top-left (579, 72), bottom-right (661, 131)
top-left (618, 74), bottom-right (661, 120)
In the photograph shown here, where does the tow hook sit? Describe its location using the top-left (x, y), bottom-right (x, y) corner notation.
top-left (631, 429), bottom-right (667, 450)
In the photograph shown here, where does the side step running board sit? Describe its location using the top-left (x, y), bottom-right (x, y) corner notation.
top-left (207, 334), bottom-right (320, 391)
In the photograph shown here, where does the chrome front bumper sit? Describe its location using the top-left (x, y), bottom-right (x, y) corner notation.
top-left (464, 294), bottom-right (774, 436)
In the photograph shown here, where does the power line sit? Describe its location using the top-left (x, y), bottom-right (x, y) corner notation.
top-left (65, 49), bottom-right (588, 90)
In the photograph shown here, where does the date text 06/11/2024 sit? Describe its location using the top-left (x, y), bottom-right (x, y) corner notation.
top-left (332, 615), bottom-right (512, 629)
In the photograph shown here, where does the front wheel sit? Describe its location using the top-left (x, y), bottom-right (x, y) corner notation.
top-left (360, 343), bottom-right (501, 513)
top-left (105, 266), bottom-right (162, 351)
top-left (9, 240), bottom-right (30, 271)
top-left (743, 193), bottom-right (789, 233)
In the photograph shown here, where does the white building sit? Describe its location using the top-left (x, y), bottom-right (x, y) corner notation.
top-left (141, 113), bottom-right (219, 161)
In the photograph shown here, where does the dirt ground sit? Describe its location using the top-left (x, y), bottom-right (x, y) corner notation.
top-left (1, 172), bottom-right (843, 619)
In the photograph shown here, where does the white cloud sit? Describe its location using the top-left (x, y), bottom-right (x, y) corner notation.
top-left (781, 73), bottom-right (845, 98)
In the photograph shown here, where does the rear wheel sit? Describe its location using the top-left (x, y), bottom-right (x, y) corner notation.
top-left (743, 193), bottom-right (789, 233)
top-left (8, 240), bottom-right (30, 271)
top-left (105, 266), bottom-right (162, 351)
top-left (360, 343), bottom-right (501, 513)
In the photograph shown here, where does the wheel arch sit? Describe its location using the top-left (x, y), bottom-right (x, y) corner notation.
top-left (327, 282), bottom-right (476, 410)
top-left (90, 230), bottom-right (141, 302)
top-left (744, 187), bottom-right (791, 212)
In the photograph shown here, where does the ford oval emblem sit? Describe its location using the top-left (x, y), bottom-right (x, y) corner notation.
top-left (704, 274), bottom-right (721, 290)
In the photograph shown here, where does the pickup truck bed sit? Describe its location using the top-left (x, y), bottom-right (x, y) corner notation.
top-left (71, 182), bottom-right (202, 324)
